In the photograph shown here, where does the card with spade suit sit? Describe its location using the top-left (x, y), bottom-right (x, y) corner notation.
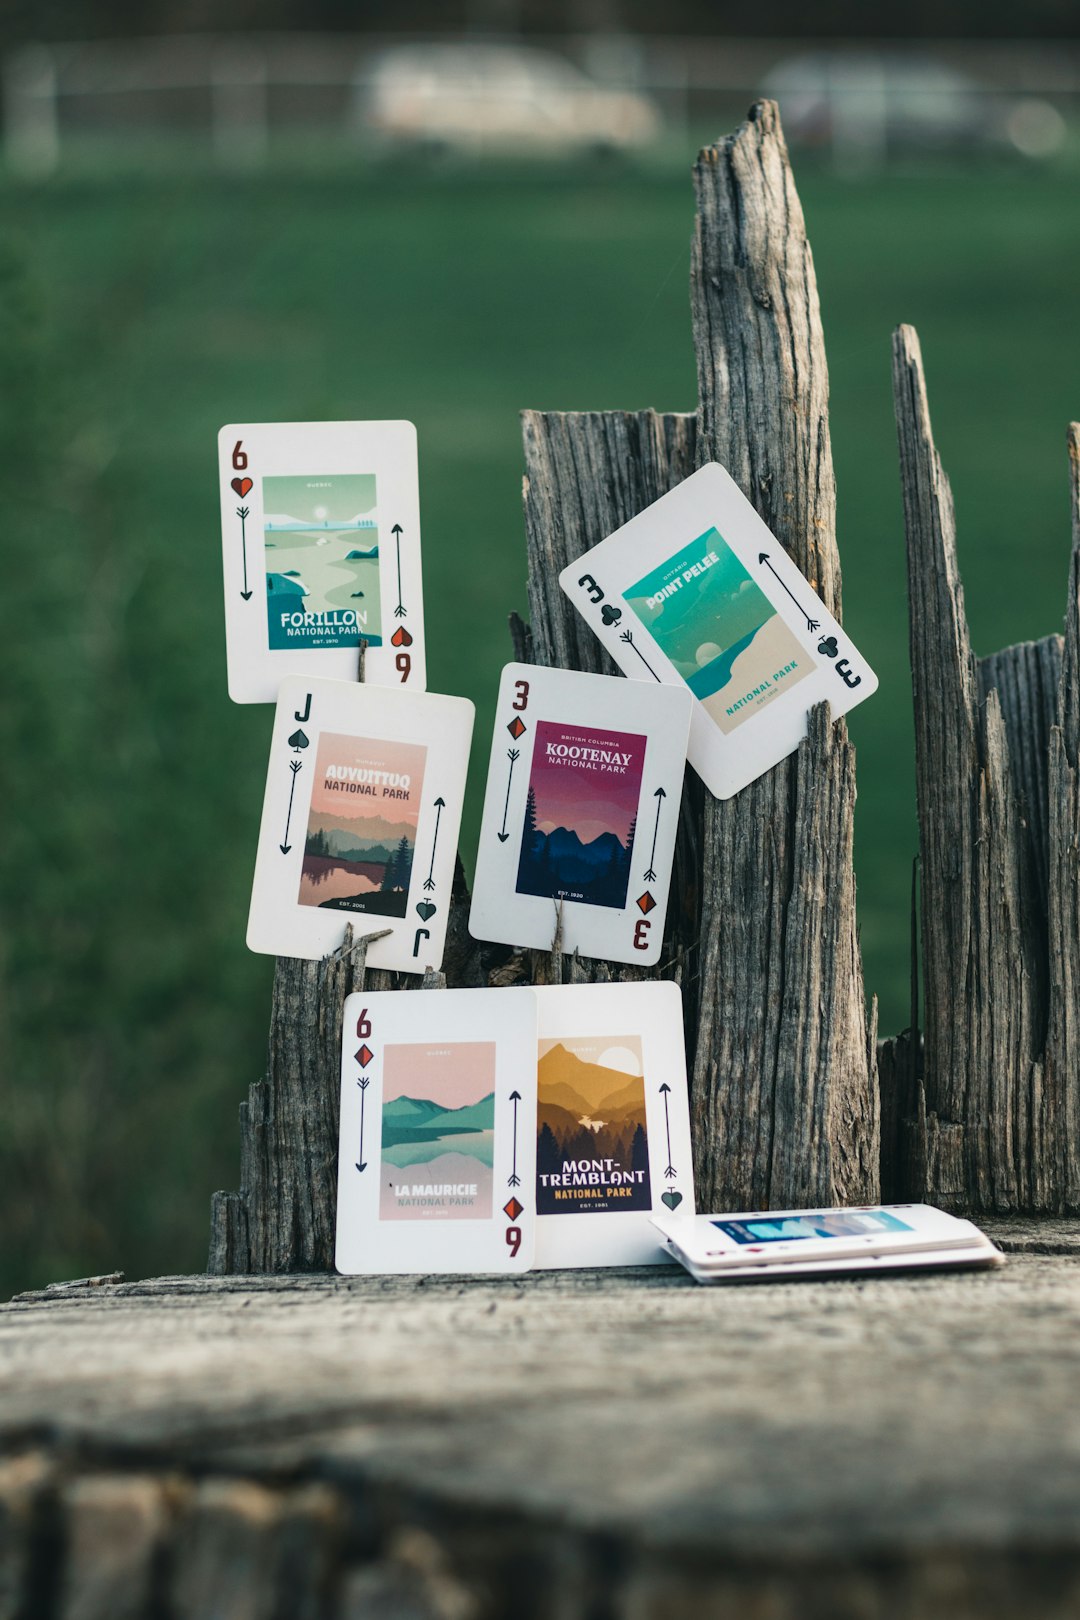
top-left (558, 461), bottom-right (878, 799)
top-left (533, 981), bottom-right (694, 1269)
top-left (246, 676), bottom-right (472, 972)
top-left (219, 421), bottom-right (425, 703)
top-left (468, 664), bottom-right (692, 966)
top-left (335, 985), bottom-right (538, 1275)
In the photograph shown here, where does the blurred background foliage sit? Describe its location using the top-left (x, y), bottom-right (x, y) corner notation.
top-left (1, 1), bottom-right (1079, 1298)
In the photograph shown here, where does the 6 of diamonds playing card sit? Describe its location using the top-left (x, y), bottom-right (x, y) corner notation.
top-left (335, 986), bottom-right (538, 1275)
top-left (533, 981), bottom-right (694, 1269)
top-left (558, 461), bottom-right (878, 800)
top-left (246, 676), bottom-right (472, 972)
top-left (220, 421), bottom-right (425, 703)
top-left (468, 664), bottom-right (692, 966)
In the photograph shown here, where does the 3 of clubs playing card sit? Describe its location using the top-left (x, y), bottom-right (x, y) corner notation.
top-left (335, 986), bottom-right (538, 1275)
top-left (219, 421), bottom-right (425, 703)
top-left (468, 664), bottom-right (692, 966)
top-left (533, 981), bottom-right (694, 1269)
top-left (559, 462), bottom-right (878, 799)
top-left (246, 676), bottom-right (472, 973)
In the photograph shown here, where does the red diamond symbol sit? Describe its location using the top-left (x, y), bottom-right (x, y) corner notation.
top-left (503, 1197), bottom-right (524, 1221)
top-left (636, 891), bottom-right (656, 915)
top-left (355, 1044), bottom-right (373, 1067)
top-left (507, 717), bottom-right (526, 738)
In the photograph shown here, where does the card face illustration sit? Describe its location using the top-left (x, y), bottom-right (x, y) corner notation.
top-left (247, 676), bottom-right (472, 972)
top-left (558, 461), bottom-right (877, 799)
top-left (533, 981), bottom-right (694, 1269)
top-left (220, 421), bottom-right (425, 703)
top-left (468, 664), bottom-right (692, 966)
top-left (335, 986), bottom-right (539, 1275)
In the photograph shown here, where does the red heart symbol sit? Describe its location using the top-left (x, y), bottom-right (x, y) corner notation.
top-left (231, 477), bottom-right (253, 498)
top-left (391, 627), bottom-right (413, 647)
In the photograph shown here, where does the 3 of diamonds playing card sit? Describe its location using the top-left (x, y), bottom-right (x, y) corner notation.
top-left (246, 676), bottom-right (472, 972)
top-left (533, 981), bottom-right (694, 1269)
top-left (220, 421), bottom-right (425, 703)
top-left (468, 664), bottom-right (692, 966)
top-left (335, 986), bottom-right (539, 1275)
top-left (558, 461), bottom-right (878, 799)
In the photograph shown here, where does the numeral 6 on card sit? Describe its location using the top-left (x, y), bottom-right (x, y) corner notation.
top-left (231, 440), bottom-right (248, 471)
top-left (396, 652), bottom-right (411, 683)
top-left (505, 1225), bottom-right (522, 1258)
top-left (356, 1009), bottom-right (372, 1038)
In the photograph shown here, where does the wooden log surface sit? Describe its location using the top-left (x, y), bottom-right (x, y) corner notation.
top-left (6, 1235), bottom-right (1080, 1619)
top-left (891, 326), bottom-right (1080, 1211)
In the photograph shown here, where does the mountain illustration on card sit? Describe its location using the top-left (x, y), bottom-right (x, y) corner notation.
top-left (536, 1038), bottom-right (651, 1216)
top-left (298, 733), bottom-right (425, 919)
top-left (380, 1041), bottom-right (497, 1224)
top-left (262, 472), bottom-right (382, 651)
top-left (515, 720), bottom-right (645, 912)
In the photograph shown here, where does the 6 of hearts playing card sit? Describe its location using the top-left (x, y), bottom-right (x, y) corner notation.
top-left (219, 421), bottom-right (425, 703)
top-left (533, 981), bottom-right (694, 1269)
top-left (335, 986), bottom-right (538, 1275)
top-left (246, 676), bottom-right (472, 973)
top-left (558, 461), bottom-right (878, 800)
top-left (468, 664), bottom-right (692, 966)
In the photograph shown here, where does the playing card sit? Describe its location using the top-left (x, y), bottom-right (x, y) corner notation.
top-left (246, 676), bottom-right (472, 972)
top-left (533, 981), bottom-right (694, 1269)
top-left (335, 986), bottom-right (538, 1275)
top-left (558, 461), bottom-right (878, 799)
top-left (468, 664), bottom-right (692, 966)
top-left (220, 421), bottom-right (425, 703)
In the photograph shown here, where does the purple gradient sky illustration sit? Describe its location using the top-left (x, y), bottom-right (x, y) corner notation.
top-left (528, 722), bottom-right (645, 845)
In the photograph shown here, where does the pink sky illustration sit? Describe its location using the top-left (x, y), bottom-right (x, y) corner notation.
top-left (528, 721), bottom-right (645, 843)
top-left (309, 731), bottom-right (426, 823)
top-left (382, 1042), bottom-right (496, 1107)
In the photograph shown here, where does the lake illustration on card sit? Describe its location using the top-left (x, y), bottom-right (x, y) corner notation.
top-left (380, 1041), bottom-right (496, 1221)
top-left (298, 732), bottom-right (425, 917)
top-left (536, 1034), bottom-right (650, 1216)
top-left (516, 721), bottom-right (645, 910)
top-left (624, 528), bottom-right (812, 734)
top-left (263, 471), bottom-right (381, 650)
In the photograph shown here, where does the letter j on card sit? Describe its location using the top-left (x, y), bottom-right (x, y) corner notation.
top-left (559, 462), bottom-right (878, 800)
top-left (246, 676), bottom-right (472, 974)
top-left (469, 664), bottom-right (692, 966)
top-left (219, 421), bottom-right (425, 703)
top-left (335, 986), bottom-right (538, 1275)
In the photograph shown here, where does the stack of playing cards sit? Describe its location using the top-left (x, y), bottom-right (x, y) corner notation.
top-left (652, 1205), bottom-right (1005, 1284)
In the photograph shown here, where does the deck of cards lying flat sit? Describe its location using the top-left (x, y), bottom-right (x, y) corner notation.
top-left (559, 461), bottom-right (878, 799)
top-left (219, 420), bottom-right (425, 703)
top-left (246, 676), bottom-right (472, 972)
top-left (469, 663), bottom-right (692, 966)
top-left (335, 987), bottom-right (538, 1275)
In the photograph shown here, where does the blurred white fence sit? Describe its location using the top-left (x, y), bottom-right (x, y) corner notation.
top-left (4, 31), bottom-right (1080, 177)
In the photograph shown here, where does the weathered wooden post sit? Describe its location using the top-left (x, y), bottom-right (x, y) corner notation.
top-left (209, 100), bottom-right (879, 1274)
top-left (884, 325), bottom-right (1080, 1212)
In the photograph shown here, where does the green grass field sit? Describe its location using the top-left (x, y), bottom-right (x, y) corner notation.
top-left (2, 150), bottom-right (1078, 1298)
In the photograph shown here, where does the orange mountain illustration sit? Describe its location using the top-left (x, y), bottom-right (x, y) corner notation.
top-left (537, 1043), bottom-right (646, 1125)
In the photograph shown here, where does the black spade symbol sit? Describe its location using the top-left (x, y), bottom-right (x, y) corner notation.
top-left (601, 604), bottom-right (622, 627)
top-left (288, 729), bottom-right (310, 751)
top-left (817, 635), bottom-right (838, 659)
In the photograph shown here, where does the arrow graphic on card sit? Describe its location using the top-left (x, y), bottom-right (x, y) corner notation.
top-left (280, 759), bottom-right (303, 854)
top-left (355, 1075), bottom-right (370, 1172)
top-left (643, 786), bottom-right (666, 882)
top-left (619, 629), bottom-right (661, 682)
top-left (392, 523), bottom-right (406, 617)
top-left (423, 797), bottom-right (445, 891)
top-left (237, 506), bottom-right (252, 600)
top-left (659, 1083), bottom-right (677, 1179)
top-left (508, 1090), bottom-right (522, 1187)
top-left (758, 553), bottom-right (820, 633)
top-left (497, 750), bottom-right (520, 842)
